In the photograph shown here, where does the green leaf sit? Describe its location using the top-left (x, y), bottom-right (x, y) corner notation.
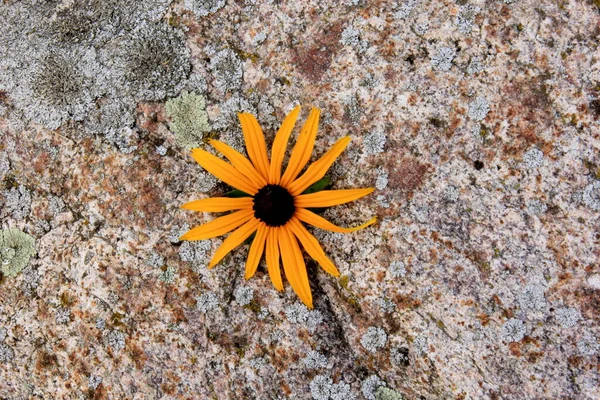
top-left (302, 176), bottom-right (331, 194)
top-left (223, 189), bottom-right (251, 198)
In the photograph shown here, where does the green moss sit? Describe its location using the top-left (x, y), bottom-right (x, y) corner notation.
top-left (165, 91), bottom-right (211, 150)
top-left (0, 228), bottom-right (36, 277)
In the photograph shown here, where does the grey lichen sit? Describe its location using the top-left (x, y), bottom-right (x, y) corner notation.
top-left (582, 181), bottom-right (600, 211)
top-left (522, 147), bottom-right (544, 169)
top-left (106, 21), bottom-right (191, 102)
top-left (361, 326), bottom-right (387, 353)
top-left (363, 130), bottom-right (386, 155)
top-left (303, 350), bottom-right (328, 369)
top-left (2, 185), bottom-right (32, 220)
top-left (456, 5), bottom-right (480, 34)
top-left (233, 286), bottom-right (254, 306)
top-left (501, 318), bottom-right (526, 343)
top-left (362, 375), bottom-right (385, 400)
top-left (13, 46), bottom-right (106, 130)
top-left (197, 292), bottom-right (219, 313)
top-left (388, 261), bottom-right (406, 278)
top-left (184, 0), bottom-right (225, 18)
top-left (468, 97), bottom-right (490, 121)
top-left (208, 48), bottom-right (243, 94)
top-left (555, 307), bottom-right (581, 329)
top-left (0, 228), bottom-right (36, 277)
top-left (517, 283), bottom-right (546, 316)
top-left (431, 47), bottom-right (456, 72)
top-left (165, 91), bottom-right (211, 150)
top-left (104, 329), bottom-right (126, 351)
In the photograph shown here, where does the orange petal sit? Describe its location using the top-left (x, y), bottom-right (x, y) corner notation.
top-left (209, 139), bottom-right (267, 189)
top-left (288, 136), bottom-right (351, 196)
top-left (279, 226), bottom-right (313, 309)
top-left (268, 106), bottom-right (300, 184)
top-left (238, 113), bottom-right (270, 179)
top-left (280, 107), bottom-right (320, 187)
top-left (245, 222), bottom-right (268, 280)
top-left (181, 197), bottom-right (253, 212)
top-left (208, 217), bottom-right (260, 268)
top-left (294, 188), bottom-right (374, 208)
top-left (266, 227), bottom-right (283, 291)
top-left (288, 217), bottom-right (340, 277)
top-left (191, 148), bottom-right (258, 195)
top-left (295, 208), bottom-right (377, 233)
top-left (179, 209), bottom-right (254, 241)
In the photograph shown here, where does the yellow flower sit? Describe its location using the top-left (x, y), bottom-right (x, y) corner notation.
top-left (180, 106), bottom-right (375, 308)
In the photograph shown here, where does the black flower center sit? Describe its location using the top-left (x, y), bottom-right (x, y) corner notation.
top-left (253, 184), bottom-right (295, 227)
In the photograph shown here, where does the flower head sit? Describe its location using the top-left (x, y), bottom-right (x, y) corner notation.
top-left (180, 106), bottom-right (375, 308)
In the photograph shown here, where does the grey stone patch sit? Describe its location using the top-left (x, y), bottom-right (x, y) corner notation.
top-left (361, 326), bottom-right (387, 353)
top-left (430, 47), bottom-right (456, 72)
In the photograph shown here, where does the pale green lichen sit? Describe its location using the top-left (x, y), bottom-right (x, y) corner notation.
top-left (0, 228), bottom-right (36, 277)
top-left (375, 387), bottom-right (403, 400)
top-left (165, 91), bottom-right (211, 150)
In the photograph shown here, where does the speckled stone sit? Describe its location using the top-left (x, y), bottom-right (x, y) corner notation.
top-left (1, 1), bottom-right (600, 399)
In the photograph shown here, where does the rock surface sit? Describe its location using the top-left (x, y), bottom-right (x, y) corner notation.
top-left (1, 0), bottom-right (599, 399)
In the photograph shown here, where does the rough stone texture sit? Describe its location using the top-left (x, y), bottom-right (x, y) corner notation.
top-left (1, 0), bottom-right (600, 399)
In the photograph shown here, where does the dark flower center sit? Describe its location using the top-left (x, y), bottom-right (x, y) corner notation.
top-left (253, 184), bottom-right (295, 227)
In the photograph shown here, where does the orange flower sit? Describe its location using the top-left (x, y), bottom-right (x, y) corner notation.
top-left (180, 106), bottom-right (375, 308)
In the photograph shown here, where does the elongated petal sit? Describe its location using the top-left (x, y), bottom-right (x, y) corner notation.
top-left (295, 208), bottom-right (377, 233)
top-left (208, 217), bottom-right (260, 268)
top-left (288, 136), bottom-right (351, 196)
top-left (280, 108), bottom-right (320, 187)
top-left (209, 139), bottom-right (267, 188)
top-left (295, 188), bottom-right (374, 208)
top-left (181, 197), bottom-right (253, 212)
top-left (279, 227), bottom-right (313, 309)
top-left (191, 148), bottom-right (258, 195)
top-left (266, 227), bottom-right (283, 291)
top-left (179, 209), bottom-right (254, 241)
top-left (245, 222), bottom-right (268, 279)
top-left (268, 106), bottom-right (300, 184)
top-left (288, 217), bottom-right (339, 277)
top-left (238, 113), bottom-right (270, 179)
